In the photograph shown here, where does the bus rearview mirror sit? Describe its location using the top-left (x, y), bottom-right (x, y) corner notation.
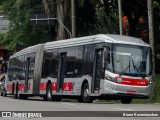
top-left (103, 47), bottom-right (110, 64)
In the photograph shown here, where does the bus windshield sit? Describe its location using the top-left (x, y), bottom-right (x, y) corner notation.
top-left (106, 44), bottom-right (152, 77)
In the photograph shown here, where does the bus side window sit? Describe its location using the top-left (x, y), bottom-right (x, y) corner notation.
top-left (61, 47), bottom-right (76, 78)
top-left (75, 46), bottom-right (84, 77)
top-left (75, 60), bottom-right (83, 76)
top-left (50, 58), bottom-right (58, 77)
top-left (84, 45), bottom-right (94, 75)
top-left (65, 59), bottom-right (75, 77)
top-left (42, 59), bottom-right (51, 78)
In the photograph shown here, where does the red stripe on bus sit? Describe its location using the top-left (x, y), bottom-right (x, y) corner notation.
top-left (40, 83), bottom-right (46, 90)
top-left (116, 77), bottom-right (148, 86)
top-left (7, 84), bottom-right (12, 91)
top-left (40, 82), bottom-right (57, 91)
top-left (52, 82), bottom-right (57, 90)
top-left (27, 83), bottom-right (31, 90)
top-left (18, 84), bottom-right (24, 91)
top-left (40, 82), bottom-right (73, 91)
top-left (63, 82), bottom-right (73, 91)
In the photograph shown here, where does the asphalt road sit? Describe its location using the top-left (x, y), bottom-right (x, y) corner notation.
top-left (0, 95), bottom-right (160, 120)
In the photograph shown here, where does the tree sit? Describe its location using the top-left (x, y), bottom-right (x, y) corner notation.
top-left (153, 0), bottom-right (160, 73)
top-left (1, 0), bottom-right (159, 54)
top-left (56, 0), bottom-right (65, 40)
top-left (0, 0), bottom-right (56, 50)
top-left (76, 0), bottom-right (119, 36)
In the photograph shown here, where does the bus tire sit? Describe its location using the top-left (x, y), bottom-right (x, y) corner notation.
top-left (121, 97), bottom-right (132, 104)
top-left (14, 85), bottom-right (18, 99)
top-left (12, 84), bottom-right (15, 95)
top-left (14, 84), bottom-right (22, 99)
top-left (82, 83), bottom-right (93, 103)
top-left (46, 84), bottom-right (53, 101)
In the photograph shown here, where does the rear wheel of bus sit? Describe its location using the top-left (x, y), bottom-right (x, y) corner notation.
top-left (46, 84), bottom-right (53, 101)
top-left (45, 84), bottom-right (61, 102)
top-left (14, 84), bottom-right (18, 99)
top-left (121, 97), bottom-right (132, 104)
top-left (81, 83), bottom-right (93, 103)
top-left (14, 83), bottom-right (25, 99)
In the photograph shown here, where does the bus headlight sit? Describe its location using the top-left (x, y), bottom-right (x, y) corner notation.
top-left (105, 74), bottom-right (116, 82)
top-left (147, 79), bottom-right (152, 85)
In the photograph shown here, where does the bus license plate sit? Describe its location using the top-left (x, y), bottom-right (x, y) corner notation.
top-left (127, 90), bottom-right (136, 94)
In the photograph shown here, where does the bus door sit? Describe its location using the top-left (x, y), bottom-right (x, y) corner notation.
top-left (57, 53), bottom-right (66, 92)
top-left (24, 58), bottom-right (30, 93)
top-left (91, 49), bottom-right (103, 93)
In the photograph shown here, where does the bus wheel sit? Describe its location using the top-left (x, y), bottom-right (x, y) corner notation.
top-left (82, 83), bottom-right (93, 103)
top-left (121, 97), bottom-right (132, 104)
top-left (14, 85), bottom-right (18, 99)
top-left (12, 84), bottom-right (14, 95)
top-left (16, 90), bottom-right (22, 99)
top-left (46, 84), bottom-right (53, 101)
top-left (14, 84), bottom-right (22, 99)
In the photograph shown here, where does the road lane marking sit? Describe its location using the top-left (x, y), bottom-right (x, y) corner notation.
top-left (113, 108), bottom-right (134, 111)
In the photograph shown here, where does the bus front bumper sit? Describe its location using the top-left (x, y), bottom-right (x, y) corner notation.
top-left (101, 80), bottom-right (152, 99)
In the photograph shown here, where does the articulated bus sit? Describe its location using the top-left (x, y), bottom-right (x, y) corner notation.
top-left (5, 34), bottom-right (153, 104)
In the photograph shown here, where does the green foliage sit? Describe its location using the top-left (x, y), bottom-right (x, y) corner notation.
top-left (76, 0), bottom-right (119, 36)
top-left (0, 0), bottom-right (55, 51)
top-left (0, 0), bottom-right (159, 52)
top-left (0, 0), bottom-right (120, 51)
top-left (94, 1), bottom-right (119, 34)
top-left (153, 0), bottom-right (160, 8)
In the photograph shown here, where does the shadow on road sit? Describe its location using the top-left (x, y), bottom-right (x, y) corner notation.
top-left (1, 95), bottom-right (115, 104)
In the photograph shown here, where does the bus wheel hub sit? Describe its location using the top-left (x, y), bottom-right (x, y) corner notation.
top-left (84, 89), bottom-right (89, 97)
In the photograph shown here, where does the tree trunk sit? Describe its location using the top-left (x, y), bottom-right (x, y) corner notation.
top-left (56, 0), bottom-right (65, 40)
top-left (71, 0), bottom-right (76, 38)
top-left (118, 0), bottom-right (122, 35)
top-left (42, 0), bottom-right (50, 14)
top-left (147, 0), bottom-right (155, 98)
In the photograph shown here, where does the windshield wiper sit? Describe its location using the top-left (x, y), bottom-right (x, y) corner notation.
top-left (135, 61), bottom-right (146, 79)
top-left (119, 57), bottom-right (131, 76)
top-left (131, 56), bottom-right (136, 71)
top-left (119, 56), bottom-right (137, 76)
